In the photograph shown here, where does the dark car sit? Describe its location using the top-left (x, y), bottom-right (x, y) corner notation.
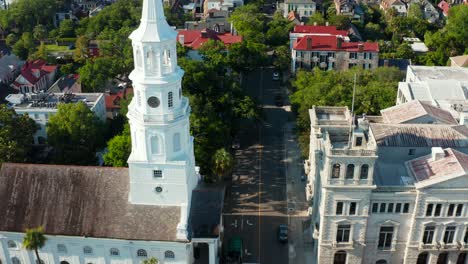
top-left (274, 94), bottom-right (283, 107)
top-left (278, 224), bottom-right (288, 243)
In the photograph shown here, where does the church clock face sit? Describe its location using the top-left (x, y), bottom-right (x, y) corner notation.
top-left (147, 96), bottom-right (160, 108)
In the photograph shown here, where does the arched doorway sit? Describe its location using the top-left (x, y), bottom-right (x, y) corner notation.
top-left (457, 252), bottom-right (467, 264)
top-left (417, 252), bottom-right (429, 264)
top-left (334, 251), bottom-right (347, 264)
top-left (437, 252), bottom-right (448, 264)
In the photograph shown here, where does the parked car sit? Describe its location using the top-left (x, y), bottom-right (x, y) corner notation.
top-left (277, 224), bottom-right (288, 243)
top-left (274, 94), bottom-right (283, 107)
top-left (273, 71), bottom-right (280, 81)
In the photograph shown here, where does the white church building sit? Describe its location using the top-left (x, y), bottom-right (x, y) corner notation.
top-left (0, 0), bottom-right (223, 263)
top-left (306, 102), bottom-right (468, 264)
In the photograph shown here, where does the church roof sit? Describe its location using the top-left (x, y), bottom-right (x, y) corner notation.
top-left (0, 163), bottom-right (183, 242)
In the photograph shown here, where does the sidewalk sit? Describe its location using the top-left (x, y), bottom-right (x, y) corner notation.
top-left (284, 122), bottom-right (314, 264)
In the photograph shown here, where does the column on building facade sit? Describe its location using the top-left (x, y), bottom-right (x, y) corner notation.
top-left (208, 242), bottom-right (216, 264)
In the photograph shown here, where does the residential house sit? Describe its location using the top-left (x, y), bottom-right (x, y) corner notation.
top-left (378, 58), bottom-right (410, 72)
top-left (177, 28), bottom-right (242, 60)
top-left (403, 37), bottom-right (429, 53)
top-left (450, 55), bottom-right (468, 68)
top-left (287, 10), bottom-right (301, 25)
top-left (292, 35), bottom-right (379, 72)
top-left (380, 0), bottom-right (408, 15)
top-left (105, 87), bottom-right (133, 119)
top-left (47, 74), bottom-right (82, 94)
top-left (396, 65), bottom-right (468, 126)
top-left (0, 2), bottom-right (224, 264)
top-left (282, 0), bottom-right (317, 20)
top-left (5, 92), bottom-right (106, 144)
top-left (185, 10), bottom-right (232, 33)
top-left (11, 59), bottom-right (58, 94)
top-left (334, 0), bottom-right (364, 21)
top-left (289, 25), bottom-right (350, 50)
top-left (306, 103), bottom-right (468, 264)
top-left (0, 54), bottom-right (22, 85)
top-left (203, 0), bottom-right (243, 14)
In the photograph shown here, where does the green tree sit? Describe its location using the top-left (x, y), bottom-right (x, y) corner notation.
top-left (198, 39), bottom-right (228, 69)
top-left (5, 33), bottom-right (18, 47)
top-left (78, 57), bottom-right (116, 92)
top-left (363, 22), bottom-right (383, 40)
top-left (12, 32), bottom-right (35, 60)
top-left (142, 257), bottom-right (159, 264)
top-left (229, 4), bottom-right (266, 42)
top-left (58, 19), bottom-right (75, 38)
top-left (273, 45), bottom-right (291, 72)
top-left (306, 12), bottom-right (326, 25)
top-left (47, 102), bottom-right (105, 165)
top-left (23, 227), bottom-right (47, 264)
top-left (407, 3), bottom-right (424, 19)
top-left (227, 41), bottom-right (267, 74)
top-left (395, 43), bottom-right (415, 60)
top-left (73, 35), bottom-right (90, 63)
top-left (328, 15), bottom-right (351, 30)
top-left (211, 148), bottom-right (233, 182)
top-left (33, 24), bottom-right (47, 41)
top-left (103, 125), bottom-right (131, 167)
top-left (265, 12), bottom-right (294, 47)
top-left (33, 42), bottom-right (48, 60)
top-left (0, 104), bottom-right (37, 163)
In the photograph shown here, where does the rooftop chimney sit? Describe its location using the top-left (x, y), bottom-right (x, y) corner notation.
top-left (431, 147), bottom-right (445, 161)
top-left (178, 34), bottom-right (185, 45)
top-left (306, 37), bottom-right (312, 49)
top-left (358, 43), bottom-right (364, 52)
top-left (326, 21), bottom-right (329, 26)
top-left (201, 29), bottom-right (208, 38)
top-left (336, 36), bottom-right (343, 49)
top-left (314, 22), bottom-right (317, 26)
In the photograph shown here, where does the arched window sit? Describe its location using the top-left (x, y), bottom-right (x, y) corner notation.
top-left (83, 246), bottom-right (93, 255)
top-left (417, 252), bottom-right (429, 264)
top-left (168, 92), bottom-right (173, 108)
top-left (345, 164), bottom-right (354, 179)
top-left (376, 260), bottom-right (387, 264)
top-left (164, 250), bottom-right (175, 259)
top-left (60, 261), bottom-right (70, 264)
top-left (437, 252), bottom-right (448, 264)
top-left (333, 251), bottom-right (347, 264)
top-left (137, 249), bottom-right (147, 257)
top-left (135, 48), bottom-right (142, 67)
top-left (7, 240), bottom-right (17, 248)
top-left (151, 136), bottom-right (160, 154)
top-left (110, 248), bottom-right (120, 256)
top-left (360, 164), bottom-right (369, 179)
top-left (457, 253), bottom-right (467, 264)
top-left (164, 49), bottom-right (171, 65)
top-left (179, 88), bottom-right (182, 99)
top-left (173, 133), bottom-right (181, 152)
top-left (57, 244), bottom-right (67, 253)
top-left (332, 164), bottom-right (341, 178)
top-left (11, 257), bottom-right (20, 264)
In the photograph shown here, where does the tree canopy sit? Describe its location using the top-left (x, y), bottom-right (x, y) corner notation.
top-left (229, 4), bottom-right (266, 43)
top-left (0, 105), bottom-right (37, 163)
top-left (47, 102), bottom-right (105, 165)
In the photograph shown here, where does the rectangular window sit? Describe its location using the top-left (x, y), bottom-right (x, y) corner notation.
top-left (426, 204), bottom-right (434, 216)
top-left (378, 226), bottom-right (394, 250)
top-left (372, 203), bottom-right (378, 213)
top-left (380, 203), bottom-right (386, 213)
top-left (434, 204), bottom-right (442, 216)
top-left (336, 224), bottom-right (351, 243)
top-left (443, 226), bottom-right (456, 244)
top-left (336, 202), bottom-right (343, 215)
top-left (447, 204), bottom-right (455, 216)
top-left (403, 203), bottom-right (410, 213)
top-left (395, 203), bottom-right (402, 213)
top-left (464, 229), bottom-right (468, 244)
top-left (349, 202), bottom-right (357, 215)
top-left (350, 52), bottom-right (357, 59)
top-left (355, 137), bottom-right (363, 146)
top-left (369, 53), bottom-right (373, 60)
top-left (422, 226), bottom-right (435, 244)
top-left (408, 149), bottom-right (416, 155)
top-left (153, 170), bottom-right (162, 178)
top-left (456, 204), bottom-right (463, 216)
top-left (387, 203), bottom-right (394, 213)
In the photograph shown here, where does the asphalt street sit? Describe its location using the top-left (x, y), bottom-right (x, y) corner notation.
top-left (223, 68), bottom-right (306, 264)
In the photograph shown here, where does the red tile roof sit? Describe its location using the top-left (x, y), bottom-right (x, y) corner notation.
top-left (177, 29), bottom-right (242, 50)
top-left (408, 148), bottom-right (468, 182)
top-left (293, 35), bottom-right (379, 52)
top-left (17, 59), bottom-right (57, 86)
top-left (438, 0), bottom-right (450, 16)
top-left (292, 25), bottom-right (348, 36)
top-left (105, 88), bottom-right (133, 110)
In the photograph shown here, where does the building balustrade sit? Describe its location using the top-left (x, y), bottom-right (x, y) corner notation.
top-left (328, 148), bottom-right (376, 156)
top-left (327, 179), bottom-right (370, 185)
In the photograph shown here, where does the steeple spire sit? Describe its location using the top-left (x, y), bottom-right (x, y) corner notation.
top-left (129, 0), bottom-right (177, 42)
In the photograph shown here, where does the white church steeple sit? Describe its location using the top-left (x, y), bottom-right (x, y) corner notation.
top-left (127, 0), bottom-right (199, 239)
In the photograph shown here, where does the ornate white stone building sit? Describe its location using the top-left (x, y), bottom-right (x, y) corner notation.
top-left (0, 0), bottom-right (223, 263)
top-left (306, 103), bottom-right (468, 264)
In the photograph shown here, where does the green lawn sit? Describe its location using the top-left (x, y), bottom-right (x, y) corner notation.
top-left (45, 44), bottom-right (74, 52)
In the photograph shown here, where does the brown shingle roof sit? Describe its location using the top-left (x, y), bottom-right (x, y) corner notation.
top-left (380, 100), bottom-right (457, 125)
top-left (370, 123), bottom-right (468, 147)
top-left (0, 163), bottom-right (182, 242)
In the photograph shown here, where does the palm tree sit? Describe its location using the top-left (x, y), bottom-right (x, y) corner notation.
top-left (142, 257), bottom-right (159, 264)
top-left (23, 227), bottom-right (47, 264)
top-left (212, 148), bottom-right (233, 182)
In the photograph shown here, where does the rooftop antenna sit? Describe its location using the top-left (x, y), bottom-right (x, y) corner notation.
top-left (347, 73), bottom-right (357, 149)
